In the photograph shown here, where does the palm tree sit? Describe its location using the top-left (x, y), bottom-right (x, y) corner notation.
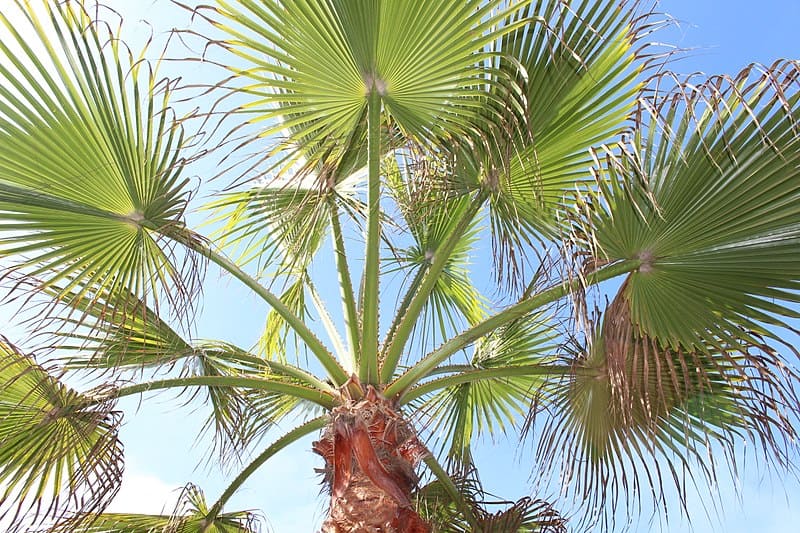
top-left (1, 0), bottom-right (799, 531)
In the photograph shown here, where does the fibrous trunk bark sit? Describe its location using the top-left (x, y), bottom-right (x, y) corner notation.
top-left (313, 384), bottom-right (430, 533)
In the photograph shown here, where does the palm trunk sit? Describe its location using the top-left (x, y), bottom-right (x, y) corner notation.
top-left (313, 384), bottom-right (430, 532)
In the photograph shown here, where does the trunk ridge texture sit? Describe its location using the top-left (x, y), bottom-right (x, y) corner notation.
top-left (313, 383), bottom-right (430, 532)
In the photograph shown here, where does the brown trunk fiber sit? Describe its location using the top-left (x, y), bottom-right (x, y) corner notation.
top-left (313, 384), bottom-right (430, 533)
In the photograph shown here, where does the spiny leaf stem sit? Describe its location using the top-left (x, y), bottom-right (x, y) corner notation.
top-left (359, 87), bottom-right (382, 384)
top-left (114, 376), bottom-right (337, 409)
top-left (184, 239), bottom-right (349, 386)
top-left (384, 260), bottom-right (641, 397)
top-left (380, 191), bottom-right (488, 382)
top-left (329, 198), bottom-right (361, 372)
top-left (400, 364), bottom-right (574, 405)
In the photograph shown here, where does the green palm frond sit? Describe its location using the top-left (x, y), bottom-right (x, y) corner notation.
top-left (257, 276), bottom-right (308, 361)
top-left (189, 344), bottom-right (314, 459)
top-left (411, 313), bottom-right (558, 469)
top-left (51, 289), bottom-right (323, 456)
top-left (531, 295), bottom-right (800, 527)
top-left (0, 339), bottom-right (122, 531)
top-left (0, 0), bottom-right (199, 316)
top-left (210, 0), bottom-right (527, 164)
top-left (42, 272), bottom-right (331, 391)
top-left (51, 483), bottom-right (257, 532)
top-left (44, 281), bottom-right (320, 457)
top-left (385, 159), bottom-right (487, 355)
top-left (486, 0), bottom-right (644, 285)
top-left (205, 179), bottom-right (332, 275)
top-left (52, 287), bottom-right (193, 372)
top-left (587, 61), bottom-right (800, 349)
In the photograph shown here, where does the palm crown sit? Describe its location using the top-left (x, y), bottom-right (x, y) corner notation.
top-left (1, 0), bottom-right (799, 531)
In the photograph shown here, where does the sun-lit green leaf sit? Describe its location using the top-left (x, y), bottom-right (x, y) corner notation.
top-left (485, 0), bottom-right (645, 286)
top-left (0, 0), bottom-right (200, 317)
top-left (210, 0), bottom-right (528, 166)
top-left (52, 287), bottom-right (193, 372)
top-left (205, 166), bottom-right (370, 366)
top-left (206, 179), bottom-right (332, 275)
top-left (257, 276), bottom-right (308, 362)
top-left (0, 339), bottom-right (122, 531)
top-left (29, 278), bottom-right (323, 455)
top-left (411, 312), bottom-right (558, 469)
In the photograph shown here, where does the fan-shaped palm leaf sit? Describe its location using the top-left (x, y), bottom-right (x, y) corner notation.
top-left (205, 178), bottom-right (332, 275)
top-left (484, 0), bottom-right (646, 287)
top-left (42, 282), bottom-right (326, 458)
top-left (531, 293), bottom-right (800, 527)
top-left (0, 0), bottom-right (199, 317)
top-left (588, 61), bottom-right (800, 349)
top-left (0, 339), bottom-right (123, 531)
top-left (53, 287), bottom-right (193, 372)
top-left (210, 0), bottom-right (528, 161)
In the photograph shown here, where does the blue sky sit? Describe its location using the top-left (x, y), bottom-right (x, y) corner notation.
top-left (2, 1), bottom-right (799, 531)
